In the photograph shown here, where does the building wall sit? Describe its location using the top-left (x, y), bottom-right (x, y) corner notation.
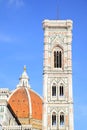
top-left (42, 20), bottom-right (74, 130)
top-left (0, 89), bottom-right (18, 126)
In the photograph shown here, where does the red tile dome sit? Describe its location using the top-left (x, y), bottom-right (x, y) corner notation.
top-left (8, 87), bottom-right (42, 120)
top-left (8, 66), bottom-right (42, 121)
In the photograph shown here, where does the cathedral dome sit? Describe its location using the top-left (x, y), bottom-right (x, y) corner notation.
top-left (8, 87), bottom-right (42, 120)
top-left (8, 66), bottom-right (42, 125)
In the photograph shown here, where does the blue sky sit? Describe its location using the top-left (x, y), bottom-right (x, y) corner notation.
top-left (0, 0), bottom-right (87, 129)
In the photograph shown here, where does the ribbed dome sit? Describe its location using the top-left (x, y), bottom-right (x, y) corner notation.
top-left (8, 87), bottom-right (42, 120)
top-left (8, 66), bottom-right (42, 123)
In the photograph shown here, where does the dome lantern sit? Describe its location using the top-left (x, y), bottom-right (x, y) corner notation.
top-left (17, 66), bottom-right (30, 88)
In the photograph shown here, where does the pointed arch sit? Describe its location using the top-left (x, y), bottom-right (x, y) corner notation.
top-left (58, 80), bottom-right (65, 98)
top-left (52, 45), bottom-right (63, 69)
top-left (59, 86), bottom-right (64, 96)
top-left (51, 81), bottom-right (57, 98)
top-left (51, 79), bottom-right (57, 86)
top-left (60, 112), bottom-right (64, 126)
top-left (51, 110), bottom-right (57, 126)
top-left (58, 79), bottom-right (65, 85)
top-left (59, 110), bottom-right (65, 127)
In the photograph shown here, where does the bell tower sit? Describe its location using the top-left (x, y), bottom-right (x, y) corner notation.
top-left (42, 20), bottom-right (74, 130)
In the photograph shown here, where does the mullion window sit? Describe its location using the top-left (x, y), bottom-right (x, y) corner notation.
top-left (54, 50), bottom-right (62, 68)
top-left (52, 86), bottom-right (56, 96)
top-left (54, 51), bottom-right (57, 68)
top-left (57, 51), bottom-right (59, 68)
top-left (59, 51), bottom-right (62, 68)
top-left (60, 86), bottom-right (64, 96)
top-left (62, 86), bottom-right (64, 96)
top-left (60, 114), bottom-right (64, 126)
top-left (52, 113), bottom-right (56, 126)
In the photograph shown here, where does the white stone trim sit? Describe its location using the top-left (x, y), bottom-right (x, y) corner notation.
top-left (25, 87), bottom-right (32, 118)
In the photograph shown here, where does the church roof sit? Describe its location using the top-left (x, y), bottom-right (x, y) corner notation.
top-left (8, 66), bottom-right (42, 121)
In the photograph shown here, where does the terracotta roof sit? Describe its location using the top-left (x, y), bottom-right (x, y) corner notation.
top-left (29, 89), bottom-right (42, 120)
top-left (8, 87), bottom-right (42, 120)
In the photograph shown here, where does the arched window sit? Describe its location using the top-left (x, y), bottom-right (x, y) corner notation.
top-left (52, 112), bottom-right (56, 126)
top-left (60, 112), bottom-right (64, 126)
top-left (54, 50), bottom-right (62, 68)
top-left (52, 86), bottom-right (56, 96)
top-left (59, 86), bottom-right (64, 96)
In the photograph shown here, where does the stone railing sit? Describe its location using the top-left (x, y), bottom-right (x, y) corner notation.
top-left (2, 125), bottom-right (32, 130)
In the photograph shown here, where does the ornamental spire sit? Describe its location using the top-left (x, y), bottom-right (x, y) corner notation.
top-left (17, 65), bottom-right (30, 88)
top-left (24, 65), bottom-right (26, 72)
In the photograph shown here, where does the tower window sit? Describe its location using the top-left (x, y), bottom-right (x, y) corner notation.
top-left (54, 51), bottom-right (62, 68)
top-left (60, 113), bottom-right (64, 126)
top-left (59, 86), bottom-right (64, 96)
top-left (52, 86), bottom-right (56, 96)
top-left (52, 112), bottom-right (56, 126)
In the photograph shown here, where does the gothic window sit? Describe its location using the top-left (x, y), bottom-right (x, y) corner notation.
top-left (52, 86), bottom-right (56, 96)
top-left (60, 112), bottom-right (64, 126)
top-left (54, 50), bottom-right (62, 68)
top-left (59, 86), bottom-right (64, 96)
top-left (52, 112), bottom-right (56, 126)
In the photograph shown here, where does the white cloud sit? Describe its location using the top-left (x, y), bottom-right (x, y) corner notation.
top-left (8, 0), bottom-right (24, 7)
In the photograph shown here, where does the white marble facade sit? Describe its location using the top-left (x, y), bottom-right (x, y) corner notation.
top-left (42, 20), bottom-right (74, 130)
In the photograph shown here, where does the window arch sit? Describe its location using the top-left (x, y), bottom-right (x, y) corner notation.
top-left (59, 86), bottom-right (64, 96)
top-left (60, 112), bottom-right (64, 126)
top-left (52, 112), bottom-right (56, 126)
top-left (53, 46), bottom-right (63, 68)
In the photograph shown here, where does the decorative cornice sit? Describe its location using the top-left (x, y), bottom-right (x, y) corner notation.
top-left (43, 20), bottom-right (73, 30)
